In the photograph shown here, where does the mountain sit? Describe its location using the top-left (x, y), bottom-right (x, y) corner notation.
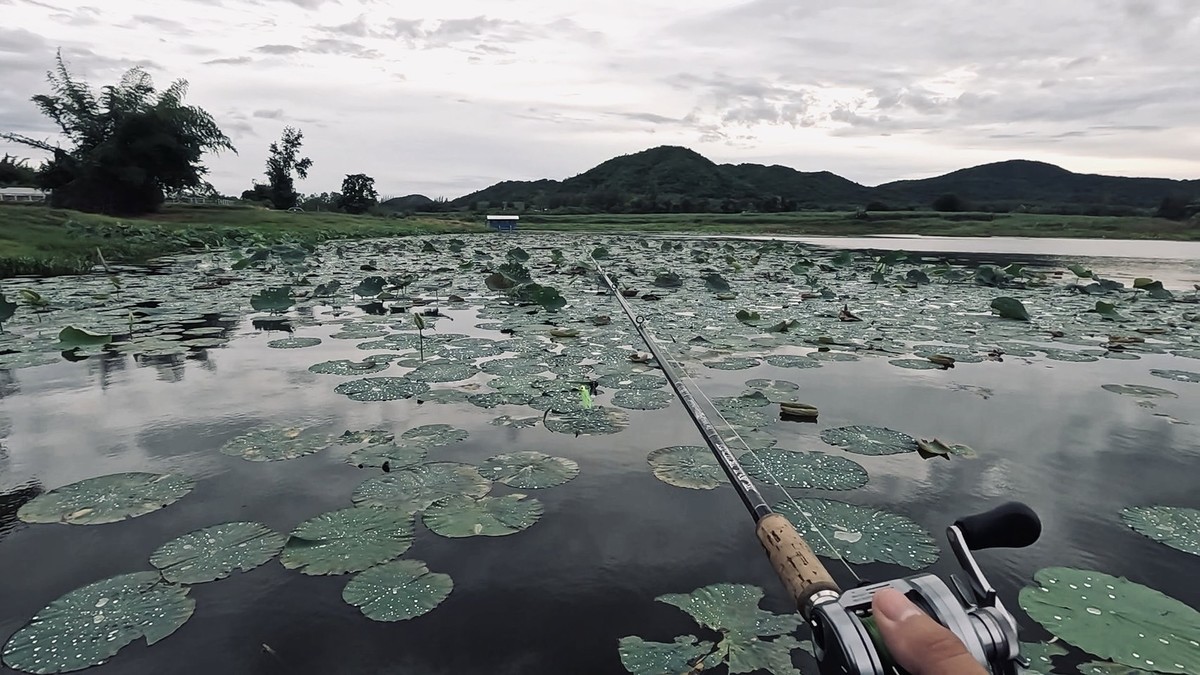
top-left (380, 194), bottom-right (435, 210)
top-left (450, 146), bottom-right (1199, 214)
top-left (876, 160), bottom-right (1200, 210)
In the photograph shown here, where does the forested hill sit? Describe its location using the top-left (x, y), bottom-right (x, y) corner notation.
top-left (451, 146), bottom-right (1199, 215)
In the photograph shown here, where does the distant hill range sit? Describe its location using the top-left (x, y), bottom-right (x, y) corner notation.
top-left (451, 146), bottom-right (1199, 216)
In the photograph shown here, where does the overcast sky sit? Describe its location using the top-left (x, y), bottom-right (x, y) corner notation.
top-left (2, 0), bottom-right (1198, 198)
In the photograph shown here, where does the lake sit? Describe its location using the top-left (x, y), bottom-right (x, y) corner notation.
top-left (0, 234), bottom-right (1196, 675)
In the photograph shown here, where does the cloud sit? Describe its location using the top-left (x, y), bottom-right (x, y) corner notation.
top-left (252, 109), bottom-right (285, 119)
top-left (204, 56), bottom-right (253, 65)
top-left (253, 44), bottom-right (304, 55)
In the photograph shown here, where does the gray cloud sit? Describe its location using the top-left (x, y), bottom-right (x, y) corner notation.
top-left (131, 14), bottom-right (188, 32)
top-left (252, 109), bottom-right (285, 119)
top-left (204, 56), bottom-right (254, 65)
top-left (254, 44), bottom-right (304, 55)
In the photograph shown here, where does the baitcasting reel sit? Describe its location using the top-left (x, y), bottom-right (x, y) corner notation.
top-left (807, 502), bottom-right (1042, 675)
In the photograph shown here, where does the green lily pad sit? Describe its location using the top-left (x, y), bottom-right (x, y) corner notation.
top-left (764, 354), bottom-right (822, 369)
top-left (646, 446), bottom-right (724, 490)
top-left (819, 425), bottom-right (917, 456)
top-left (469, 391), bottom-right (535, 408)
top-left (1120, 506), bottom-right (1199, 556)
top-left (342, 559), bottom-right (453, 622)
top-left (714, 391), bottom-right (773, 410)
top-left (480, 358), bottom-right (548, 376)
top-left (1022, 641), bottom-right (1068, 674)
top-left (267, 337), bottom-right (322, 349)
top-left (150, 521), bottom-right (286, 584)
top-left (1077, 662), bottom-right (1160, 674)
top-left (417, 388), bottom-right (475, 404)
top-left (280, 507), bottom-right (415, 575)
top-left (544, 407), bottom-right (629, 435)
top-left (1101, 384), bottom-right (1178, 399)
top-left (346, 443), bottom-right (428, 470)
top-left (422, 494), bottom-right (544, 537)
top-left (1149, 370), bottom-right (1200, 384)
top-left (991, 296), bottom-right (1031, 321)
top-left (220, 427), bottom-right (331, 462)
top-left (612, 389), bottom-right (674, 410)
top-left (890, 358), bottom-right (944, 370)
top-left (1, 572), bottom-right (194, 674)
top-left (618, 635), bottom-right (715, 675)
top-left (480, 451), bottom-right (580, 488)
top-left (741, 450), bottom-right (868, 490)
top-left (808, 351), bottom-right (860, 362)
top-left (490, 415), bottom-right (541, 429)
top-left (745, 378), bottom-right (800, 403)
top-left (774, 498), bottom-right (939, 569)
top-left (339, 429), bottom-right (395, 446)
top-left (653, 584), bottom-right (805, 675)
top-left (18, 473), bottom-right (194, 525)
top-left (703, 357), bottom-right (762, 371)
top-left (56, 326), bottom-right (113, 350)
top-left (1019, 567), bottom-right (1200, 674)
top-left (596, 373), bottom-right (667, 390)
top-left (309, 356), bottom-right (396, 375)
top-left (407, 361), bottom-right (480, 383)
top-left (335, 377), bottom-right (430, 401)
top-left (399, 424), bottom-right (469, 447)
top-left (351, 462), bottom-right (491, 511)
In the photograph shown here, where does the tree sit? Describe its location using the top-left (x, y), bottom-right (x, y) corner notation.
top-left (301, 192), bottom-right (342, 212)
top-left (0, 53), bottom-right (234, 214)
top-left (264, 126), bottom-right (311, 210)
top-left (1154, 194), bottom-right (1197, 221)
top-left (336, 174), bottom-right (378, 214)
top-left (932, 193), bottom-right (968, 212)
top-left (0, 155), bottom-right (38, 187)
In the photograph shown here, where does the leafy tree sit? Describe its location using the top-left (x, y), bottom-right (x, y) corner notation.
top-left (241, 184), bottom-right (272, 203)
top-left (336, 174), bottom-right (378, 214)
top-left (263, 126), bottom-right (312, 210)
top-left (1154, 194), bottom-right (1197, 221)
top-left (0, 155), bottom-right (38, 187)
top-left (0, 53), bottom-right (234, 214)
top-left (301, 192), bottom-right (342, 212)
top-left (932, 193), bottom-right (968, 212)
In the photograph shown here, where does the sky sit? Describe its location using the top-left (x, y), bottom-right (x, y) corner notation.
top-left (2, 0), bottom-right (1198, 199)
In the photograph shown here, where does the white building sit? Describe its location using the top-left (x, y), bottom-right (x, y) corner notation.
top-left (0, 187), bottom-right (50, 203)
top-left (487, 215), bottom-right (519, 231)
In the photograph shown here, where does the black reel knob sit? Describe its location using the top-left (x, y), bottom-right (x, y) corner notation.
top-left (954, 502), bottom-right (1041, 550)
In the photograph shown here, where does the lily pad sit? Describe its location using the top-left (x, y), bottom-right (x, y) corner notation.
top-left (339, 429), bottom-right (395, 446)
top-left (890, 358), bottom-right (944, 370)
top-left (544, 407), bottom-right (629, 435)
top-left (1019, 567), bottom-right (1200, 674)
top-left (1, 572), bottom-right (194, 674)
top-left (480, 358), bottom-right (547, 376)
top-left (480, 451), bottom-right (580, 488)
top-left (335, 377), bottom-right (430, 401)
top-left (618, 635), bottom-right (715, 675)
top-left (819, 425), bottom-right (917, 456)
top-left (1022, 641), bottom-right (1068, 674)
top-left (1149, 370), bottom-right (1200, 384)
top-left (490, 415), bottom-right (541, 429)
top-left (1101, 384), bottom-right (1178, 399)
top-left (422, 494), bottom-right (544, 537)
top-left (351, 462), bottom-right (491, 511)
top-left (342, 559), bottom-right (453, 622)
top-left (407, 361), bottom-right (480, 383)
top-left (150, 521), bottom-right (286, 584)
top-left (1077, 662), bottom-right (1160, 674)
top-left (774, 498), bottom-right (939, 569)
top-left (596, 373), bottom-right (667, 390)
top-left (280, 507), bottom-right (415, 575)
top-left (764, 354), bottom-right (822, 369)
top-left (741, 450), bottom-right (868, 490)
top-left (18, 473), bottom-right (194, 525)
top-left (612, 388), bottom-right (673, 410)
top-left (309, 356), bottom-right (396, 375)
top-left (703, 357), bottom-right (762, 371)
top-left (267, 337), bottom-right (322, 349)
top-left (1120, 506), bottom-right (1199, 556)
top-left (346, 443), bottom-right (428, 470)
top-left (991, 297), bottom-right (1031, 321)
top-left (400, 424), bottom-right (469, 447)
top-left (745, 378), bottom-right (800, 403)
top-left (220, 427), bottom-right (331, 462)
top-left (646, 445), bottom-right (724, 490)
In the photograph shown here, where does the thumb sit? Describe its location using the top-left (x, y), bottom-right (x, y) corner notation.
top-left (871, 588), bottom-right (987, 675)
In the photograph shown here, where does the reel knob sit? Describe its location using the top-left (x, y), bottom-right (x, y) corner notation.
top-left (954, 502), bottom-right (1041, 551)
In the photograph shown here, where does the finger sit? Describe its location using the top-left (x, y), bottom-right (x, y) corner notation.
top-left (871, 588), bottom-right (987, 675)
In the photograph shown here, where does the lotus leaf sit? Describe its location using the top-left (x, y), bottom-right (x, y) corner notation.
top-left (774, 498), bottom-right (939, 569)
top-left (352, 462), bottom-right (491, 511)
top-left (56, 326), bottom-right (113, 350)
top-left (342, 559), bottom-right (453, 622)
top-left (407, 361), bottom-right (480, 383)
top-left (309, 356), bottom-right (396, 375)
top-left (1120, 506), bottom-right (1199, 556)
top-left (267, 337), bottom-right (322, 349)
top-left (1021, 641), bottom-right (1068, 674)
top-left (544, 407), bottom-right (629, 435)
top-left (1019, 567), bottom-right (1200, 673)
top-left (704, 357), bottom-right (762, 370)
top-left (339, 429), bottom-right (395, 446)
top-left (646, 445), bottom-right (724, 490)
top-left (890, 358), bottom-right (943, 370)
top-left (764, 354), bottom-right (822, 369)
top-left (150, 521), bottom-right (286, 584)
top-left (481, 451), bottom-right (579, 488)
top-left (819, 425), bottom-right (917, 456)
top-left (991, 297), bottom-right (1031, 321)
top-left (612, 388), bottom-right (673, 410)
top-left (1149, 369), bottom-right (1200, 384)
top-left (335, 377), bottom-right (430, 401)
top-left (1101, 384), bottom-right (1177, 399)
top-left (422, 494), bottom-right (544, 537)
top-left (18, 473), bottom-right (194, 525)
top-left (280, 507), bottom-right (414, 575)
top-left (596, 373), bottom-right (666, 390)
top-left (480, 357), bottom-right (548, 376)
top-left (490, 415), bottom-right (541, 428)
top-left (1, 572), bottom-right (194, 674)
top-left (617, 636), bottom-right (715, 675)
top-left (400, 424), bottom-right (469, 447)
top-left (347, 443), bottom-right (428, 469)
top-left (220, 427), bottom-right (330, 462)
top-left (741, 450), bottom-right (868, 490)
top-left (1077, 662), bottom-right (1159, 674)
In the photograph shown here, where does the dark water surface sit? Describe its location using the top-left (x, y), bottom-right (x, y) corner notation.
top-left (0, 239), bottom-right (1197, 675)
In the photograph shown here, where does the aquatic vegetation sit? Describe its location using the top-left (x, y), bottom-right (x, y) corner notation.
top-left (18, 473), bottom-right (194, 525)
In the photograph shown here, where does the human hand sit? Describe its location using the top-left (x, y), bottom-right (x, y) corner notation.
top-left (872, 588), bottom-right (988, 675)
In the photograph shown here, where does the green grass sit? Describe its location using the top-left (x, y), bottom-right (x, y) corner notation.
top-left (0, 204), bottom-right (484, 277)
top-left (2, 204), bottom-right (1196, 278)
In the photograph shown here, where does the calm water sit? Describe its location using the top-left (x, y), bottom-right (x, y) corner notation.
top-left (0, 237), bottom-right (1197, 675)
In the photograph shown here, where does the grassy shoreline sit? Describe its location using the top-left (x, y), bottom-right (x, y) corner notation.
top-left (1, 204), bottom-right (1195, 277)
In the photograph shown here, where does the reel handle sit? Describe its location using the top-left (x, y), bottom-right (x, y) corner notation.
top-left (756, 514), bottom-right (841, 618)
top-left (954, 502), bottom-right (1041, 550)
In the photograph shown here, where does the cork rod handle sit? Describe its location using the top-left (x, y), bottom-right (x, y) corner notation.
top-left (756, 513), bottom-right (841, 617)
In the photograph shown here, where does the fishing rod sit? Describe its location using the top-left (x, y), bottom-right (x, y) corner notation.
top-left (593, 259), bottom-right (1042, 675)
